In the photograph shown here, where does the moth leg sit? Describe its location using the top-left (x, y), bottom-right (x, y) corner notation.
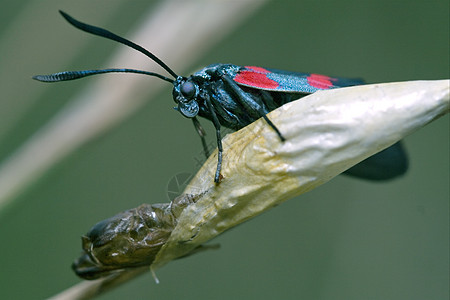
top-left (259, 91), bottom-right (286, 141)
top-left (261, 114), bottom-right (285, 141)
top-left (192, 117), bottom-right (210, 158)
top-left (221, 75), bottom-right (285, 141)
top-left (203, 93), bottom-right (223, 183)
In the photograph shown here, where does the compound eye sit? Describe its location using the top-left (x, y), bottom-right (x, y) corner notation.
top-left (180, 80), bottom-right (196, 99)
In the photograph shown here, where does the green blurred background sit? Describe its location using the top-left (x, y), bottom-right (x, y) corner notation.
top-left (0, 0), bottom-right (448, 299)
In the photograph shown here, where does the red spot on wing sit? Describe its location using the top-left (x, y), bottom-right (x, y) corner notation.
top-left (307, 74), bottom-right (336, 89)
top-left (234, 66), bottom-right (279, 89)
top-left (246, 66), bottom-right (270, 73)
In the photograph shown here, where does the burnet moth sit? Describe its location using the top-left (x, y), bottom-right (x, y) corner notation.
top-left (34, 11), bottom-right (408, 183)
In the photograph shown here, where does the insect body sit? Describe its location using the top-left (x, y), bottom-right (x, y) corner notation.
top-left (34, 11), bottom-right (408, 182)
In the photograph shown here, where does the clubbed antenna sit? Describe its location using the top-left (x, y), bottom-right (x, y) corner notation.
top-left (33, 68), bottom-right (174, 83)
top-left (33, 11), bottom-right (179, 84)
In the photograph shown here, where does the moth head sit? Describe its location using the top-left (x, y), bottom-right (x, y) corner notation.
top-left (172, 76), bottom-right (200, 118)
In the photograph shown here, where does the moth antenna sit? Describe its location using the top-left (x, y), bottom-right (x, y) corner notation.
top-left (33, 68), bottom-right (174, 83)
top-left (59, 10), bottom-right (179, 79)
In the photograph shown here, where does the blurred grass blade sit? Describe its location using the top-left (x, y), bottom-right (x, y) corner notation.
top-left (0, 0), bottom-right (267, 215)
top-left (0, 1), bottom-right (124, 142)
